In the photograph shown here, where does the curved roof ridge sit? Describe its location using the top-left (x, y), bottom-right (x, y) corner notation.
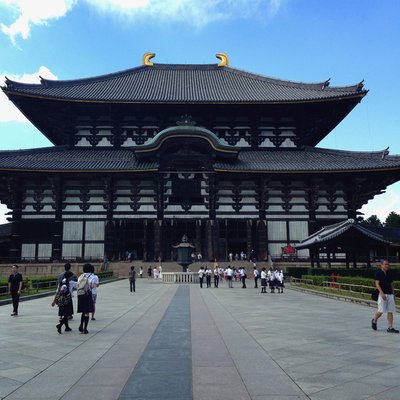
top-left (312, 146), bottom-right (400, 159)
top-left (223, 66), bottom-right (365, 92)
top-left (4, 62), bottom-right (366, 93)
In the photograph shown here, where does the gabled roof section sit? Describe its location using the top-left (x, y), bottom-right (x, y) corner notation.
top-left (134, 125), bottom-right (238, 160)
top-left (295, 219), bottom-right (390, 250)
top-left (2, 63), bottom-right (367, 104)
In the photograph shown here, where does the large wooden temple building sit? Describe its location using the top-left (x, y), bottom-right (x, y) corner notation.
top-left (1, 53), bottom-right (400, 262)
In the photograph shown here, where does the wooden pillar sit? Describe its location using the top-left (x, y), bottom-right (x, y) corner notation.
top-left (154, 220), bottom-right (162, 262)
top-left (257, 220), bottom-right (267, 261)
top-left (206, 220), bottom-right (213, 261)
top-left (156, 175), bottom-right (164, 220)
top-left (51, 177), bottom-right (63, 261)
top-left (196, 220), bottom-right (202, 256)
top-left (246, 220), bottom-right (252, 261)
top-left (8, 178), bottom-right (22, 262)
top-left (143, 220), bottom-right (148, 262)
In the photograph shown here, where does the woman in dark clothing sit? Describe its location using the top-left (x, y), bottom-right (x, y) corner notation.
top-left (77, 263), bottom-right (94, 334)
top-left (52, 272), bottom-right (74, 333)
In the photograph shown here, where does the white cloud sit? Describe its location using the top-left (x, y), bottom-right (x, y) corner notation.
top-left (0, 0), bottom-right (284, 42)
top-left (0, 204), bottom-right (10, 224)
top-left (0, 0), bottom-right (76, 44)
top-left (83, 0), bottom-right (284, 28)
top-left (0, 66), bottom-right (58, 123)
top-left (360, 181), bottom-right (400, 223)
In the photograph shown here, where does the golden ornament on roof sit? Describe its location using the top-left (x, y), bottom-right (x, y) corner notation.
top-left (143, 52), bottom-right (155, 66)
top-left (216, 53), bottom-right (229, 67)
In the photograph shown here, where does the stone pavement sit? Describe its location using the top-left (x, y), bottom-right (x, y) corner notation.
top-left (1, 278), bottom-right (400, 400)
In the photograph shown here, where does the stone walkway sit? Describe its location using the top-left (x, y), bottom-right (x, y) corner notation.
top-left (1, 279), bottom-right (399, 400)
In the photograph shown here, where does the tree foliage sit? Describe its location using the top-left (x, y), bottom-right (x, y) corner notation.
top-left (385, 212), bottom-right (400, 228)
top-left (364, 215), bottom-right (382, 226)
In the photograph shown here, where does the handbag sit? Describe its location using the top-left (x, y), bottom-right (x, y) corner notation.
top-left (371, 289), bottom-right (379, 302)
top-left (55, 291), bottom-right (71, 307)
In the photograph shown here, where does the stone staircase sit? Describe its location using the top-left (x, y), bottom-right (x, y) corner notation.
top-left (109, 260), bottom-right (278, 278)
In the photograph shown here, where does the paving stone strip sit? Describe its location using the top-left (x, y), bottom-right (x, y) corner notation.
top-left (118, 285), bottom-right (192, 400)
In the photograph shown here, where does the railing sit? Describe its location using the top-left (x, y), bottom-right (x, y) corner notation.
top-left (290, 277), bottom-right (400, 297)
top-left (162, 272), bottom-right (199, 284)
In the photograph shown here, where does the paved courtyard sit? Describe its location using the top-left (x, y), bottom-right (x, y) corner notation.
top-left (1, 278), bottom-right (399, 400)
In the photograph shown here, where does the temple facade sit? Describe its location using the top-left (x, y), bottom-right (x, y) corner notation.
top-left (1, 53), bottom-right (400, 262)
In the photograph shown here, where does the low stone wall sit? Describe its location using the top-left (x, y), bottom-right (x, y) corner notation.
top-left (0, 262), bottom-right (103, 278)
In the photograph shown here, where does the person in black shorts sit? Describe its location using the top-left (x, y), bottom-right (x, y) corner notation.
top-left (372, 260), bottom-right (399, 333)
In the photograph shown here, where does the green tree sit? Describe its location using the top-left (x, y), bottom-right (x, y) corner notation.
top-left (385, 212), bottom-right (400, 228)
top-left (364, 215), bottom-right (382, 226)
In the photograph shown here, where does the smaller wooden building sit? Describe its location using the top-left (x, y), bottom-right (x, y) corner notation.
top-left (296, 219), bottom-right (400, 267)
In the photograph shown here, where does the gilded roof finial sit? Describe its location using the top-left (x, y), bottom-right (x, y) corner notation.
top-left (143, 52), bottom-right (155, 66)
top-left (216, 53), bottom-right (229, 67)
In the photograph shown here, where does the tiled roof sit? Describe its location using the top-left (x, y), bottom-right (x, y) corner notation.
top-left (0, 147), bottom-right (157, 172)
top-left (0, 146), bottom-right (399, 173)
top-left (296, 219), bottom-right (390, 249)
top-left (3, 64), bottom-right (367, 104)
top-left (214, 147), bottom-right (400, 172)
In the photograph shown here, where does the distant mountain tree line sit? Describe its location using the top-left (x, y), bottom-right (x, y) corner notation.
top-left (357, 211), bottom-right (400, 228)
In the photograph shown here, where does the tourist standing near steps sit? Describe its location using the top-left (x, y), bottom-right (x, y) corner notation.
top-left (90, 265), bottom-right (100, 321)
top-left (372, 260), bottom-right (399, 333)
top-left (213, 264), bottom-right (219, 288)
top-left (205, 266), bottom-right (212, 288)
top-left (147, 266), bottom-right (152, 279)
top-left (8, 265), bottom-right (23, 316)
top-left (226, 265), bottom-right (234, 288)
top-left (129, 266), bottom-right (136, 292)
top-left (139, 267), bottom-right (143, 278)
top-left (253, 266), bottom-right (259, 288)
top-left (260, 268), bottom-right (267, 293)
top-left (240, 267), bottom-right (247, 288)
top-left (198, 266), bottom-right (205, 288)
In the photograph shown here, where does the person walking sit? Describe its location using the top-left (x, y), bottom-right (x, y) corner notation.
top-left (372, 260), bottom-right (399, 333)
top-left (8, 265), bottom-right (23, 316)
top-left (90, 265), bottom-right (100, 320)
top-left (198, 266), bottom-right (205, 288)
top-left (129, 266), bottom-right (136, 292)
top-left (147, 266), bottom-right (152, 279)
top-left (77, 263), bottom-right (94, 334)
top-left (139, 267), bottom-right (143, 278)
top-left (52, 273), bottom-right (75, 333)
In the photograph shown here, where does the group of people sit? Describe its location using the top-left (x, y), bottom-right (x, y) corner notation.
top-left (197, 265), bottom-right (285, 292)
top-left (147, 266), bottom-right (162, 279)
top-left (51, 263), bottom-right (99, 334)
top-left (8, 259), bottom-right (399, 335)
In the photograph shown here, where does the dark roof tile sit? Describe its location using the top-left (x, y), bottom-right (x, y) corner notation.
top-left (3, 64), bottom-right (366, 104)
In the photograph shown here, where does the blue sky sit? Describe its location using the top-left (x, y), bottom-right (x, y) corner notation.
top-left (0, 0), bottom-right (399, 224)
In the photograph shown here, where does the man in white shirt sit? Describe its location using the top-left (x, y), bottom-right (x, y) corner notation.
top-left (226, 266), bottom-right (234, 288)
top-left (198, 266), bottom-right (205, 288)
top-left (253, 266), bottom-right (259, 288)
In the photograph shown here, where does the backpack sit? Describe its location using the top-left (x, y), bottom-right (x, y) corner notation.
top-left (77, 273), bottom-right (91, 296)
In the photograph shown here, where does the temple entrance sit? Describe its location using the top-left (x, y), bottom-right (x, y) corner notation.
top-left (227, 241), bottom-right (247, 261)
